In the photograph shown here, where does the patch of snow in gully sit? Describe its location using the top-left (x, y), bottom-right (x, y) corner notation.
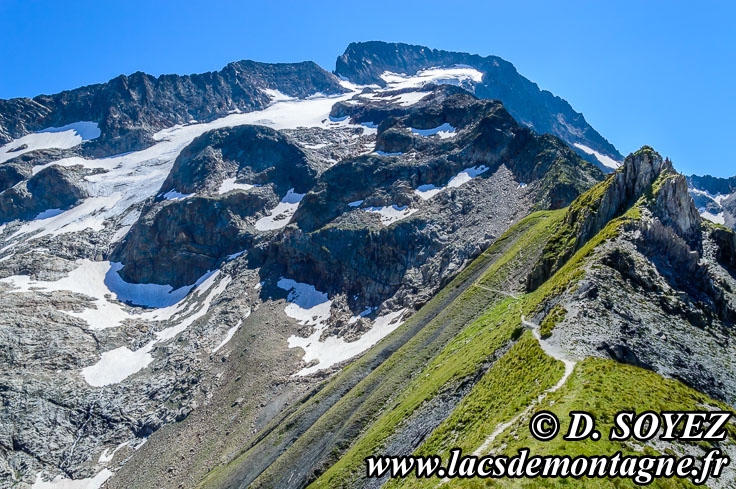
top-left (410, 123), bottom-right (456, 139)
top-left (414, 165), bottom-right (489, 200)
top-left (162, 189), bottom-right (193, 200)
top-left (364, 205), bottom-right (417, 225)
top-left (255, 188), bottom-right (305, 231)
top-left (212, 319), bottom-right (245, 353)
top-left (277, 278), bottom-right (332, 326)
top-left (218, 177), bottom-right (254, 194)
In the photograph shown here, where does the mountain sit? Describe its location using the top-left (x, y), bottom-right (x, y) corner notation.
top-left (688, 174), bottom-right (736, 229)
top-left (192, 148), bottom-right (736, 489)
top-left (0, 43), bottom-right (734, 489)
top-left (0, 60), bottom-right (346, 157)
top-left (336, 41), bottom-right (623, 171)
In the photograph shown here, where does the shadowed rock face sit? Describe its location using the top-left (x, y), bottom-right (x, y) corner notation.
top-left (335, 41), bottom-right (621, 164)
top-left (113, 84), bottom-right (603, 300)
top-left (259, 86), bottom-right (602, 306)
top-left (112, 126), bottom-right (319, 287)
top-left (160, 124), bottom-right (318, 197)
top-left (111, 191), bottom-right (273, 287)
top-left (0, 60), bottom-right (346, 155)
top-left (0, 165), bottom-right (88, 223)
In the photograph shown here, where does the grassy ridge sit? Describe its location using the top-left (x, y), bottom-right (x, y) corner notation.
top-left (199, 211), bottom-right (562, 488)
top-left (388, 355), bottom-right (735, 489)
top-left (309, 212), bottom-right (567, 488)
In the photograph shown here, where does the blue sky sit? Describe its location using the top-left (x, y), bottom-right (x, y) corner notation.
top-left (1, 0), bottom-right (733, 177)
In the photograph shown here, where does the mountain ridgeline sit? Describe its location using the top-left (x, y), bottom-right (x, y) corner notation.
top-left (336, 41), bottom-right (622, 167)
top-left (0, 41), bottom-right (734, 489)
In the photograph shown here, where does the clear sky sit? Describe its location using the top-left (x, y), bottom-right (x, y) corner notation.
top-left (1, 0), bottom-right (733, 177)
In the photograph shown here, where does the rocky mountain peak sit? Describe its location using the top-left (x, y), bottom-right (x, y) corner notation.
top-left (335, 41), bottom-right (622, 169)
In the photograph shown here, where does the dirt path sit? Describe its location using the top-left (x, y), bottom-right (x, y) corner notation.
top-left (471, 315), bottom-right (576, 457)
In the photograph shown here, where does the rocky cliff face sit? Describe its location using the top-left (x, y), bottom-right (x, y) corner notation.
top-left (336, 41), bottom-right (622, 170)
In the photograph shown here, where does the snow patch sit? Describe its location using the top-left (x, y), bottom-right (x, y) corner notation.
top-left (393, 91), bottom-right (430, 106)
top-left (414, 184), bottom-right (443, 200)
top-left (212, 319), bottom-right (245, 353)
top-left (414, 165), bottom-right (489, 200)
top-left (447, 165), bottom-right (489, 188)
top-left (348, 200), bottom-right (364, 207)
top-left (34, 208), bottom-right (64, 220)
top-left (702, 211), bottom-right (726, 225)
top-left (277, 278), bottom-right (332, 327)
top-left (573, 143), bottom-right (621, 170)
top-left (410, 123), bottom-right (456, 139)
top-left (289, 309), bottom-right (405, 376)
top-left (40, 121), bottom-right (101, 140)
top-left (303, 142), bottom-right (328, 150)
top-left (98, 441), bottom-right (129, 463)
top-left (162, 189), bottom-right (193, 200)
top-left (218, 177), bottom-right (254, 194)
top-left (254, 188), bottom-right (305, 231)
top-left (81, 271), bottom-right (230, 386)
top-left (261, 88), bottom-right (295, 103)
top-left (7, 194), bottom-right (123, 241)
top-left (365, 205), bottom-right (417, 225)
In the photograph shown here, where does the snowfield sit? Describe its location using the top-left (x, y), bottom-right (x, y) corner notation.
top-left (0, 121), bottom-right (100, 164)
top-left (380, 66), bottom-right (483, 90)
top-left (279, 277), bottom-right (407, 376)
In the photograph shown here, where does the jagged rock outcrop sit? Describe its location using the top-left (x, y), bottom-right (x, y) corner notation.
top-left (528, 147), bottom-right (679, 288)
top-left (652, 170), bottom-right (701, 242)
